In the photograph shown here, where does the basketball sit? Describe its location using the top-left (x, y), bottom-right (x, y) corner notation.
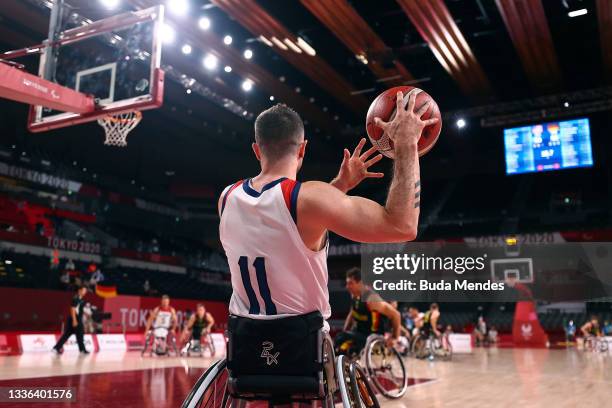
top-left (366, 86), bottom-right (442, 158)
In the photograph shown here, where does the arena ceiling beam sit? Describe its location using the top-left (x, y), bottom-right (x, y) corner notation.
top-left (211, 0), bottom-right (369, 115)
top-left (127, 0), bottom-right (341, 135)
top-left (299, 0), bottom-right (414, 88)
top-left (596, 0), bottom-right (612, 84)
top-left (495, 0), bottom-right (563, 93)
top-left (395, 0), bottom-right (492, 101)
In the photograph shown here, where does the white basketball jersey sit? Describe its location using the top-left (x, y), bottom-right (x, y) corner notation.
top-left (153, 308), bottom-right (172, 328)
top-left (219, 177), bottom-right (330, 320)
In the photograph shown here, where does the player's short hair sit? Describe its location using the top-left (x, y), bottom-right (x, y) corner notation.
top-left (255, 104), bottom-right (304, 160)
top-left (77, 285), bottom-right (87, 291)
top-left (430, 303), bottom-right (439, 310)
top-left (162, 294), bottom-right (170, 300)
top-left (196, 303), bottom-right (205, 309)
top-left (346, 267), bottom-right (361, 282)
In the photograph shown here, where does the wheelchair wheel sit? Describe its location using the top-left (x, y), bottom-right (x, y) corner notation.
top-left (597, 339), bottom-right (609, 353)
top-left (205, 333), bottom-right (216, 357)
top-left (411, 335), bottom-right (428, 359)
top-left (141, 333), bottom-right (151, 356)
top-left (364, 337), bottom-right (407, 399)
top-left (432, 334), bottom-right (452, 361)
top-left (181, 359), bottom-right (233, 408)
top-left (348, 362), bottom-right (380, 408)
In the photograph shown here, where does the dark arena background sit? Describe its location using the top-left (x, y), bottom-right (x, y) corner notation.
top-left (0, 0), bottom-right (611, 407)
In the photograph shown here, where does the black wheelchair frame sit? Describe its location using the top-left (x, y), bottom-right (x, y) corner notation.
top-left (181, 316), bottom-right (380, 408)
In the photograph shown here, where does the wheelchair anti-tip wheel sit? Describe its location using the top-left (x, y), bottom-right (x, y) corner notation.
top-left (364, 337), bottom-right (407, 399)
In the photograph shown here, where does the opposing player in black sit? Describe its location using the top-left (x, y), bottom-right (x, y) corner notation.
top-left (182, 303), bottom-right (215, 342)
top-left (421, 303), bottom-right (441, 338)
top-left (335, 268), bottom-right (401, 355)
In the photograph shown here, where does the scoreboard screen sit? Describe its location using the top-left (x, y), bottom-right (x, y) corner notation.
top-left (504, 118), bottom-right (593, 175)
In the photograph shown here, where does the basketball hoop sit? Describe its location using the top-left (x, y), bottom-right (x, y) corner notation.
top-left (97, 111), bottom-right (142, 147)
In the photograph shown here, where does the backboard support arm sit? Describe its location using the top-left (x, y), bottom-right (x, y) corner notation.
top-left (0, 62), bottom-right (95, 114)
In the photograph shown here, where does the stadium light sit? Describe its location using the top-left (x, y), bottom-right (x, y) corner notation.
top-left (100, 0), bottom-right (120, 9)
top-left (198, 16), bottom-right (211, 30)
top-left (5, 260), bottom-right (12, 265)
top-left (568, 8), bottom-right (587, 17)
top-left (243, 49), bottom-right (253, 60)
top-left (181, 44), bottom-right (192, 55)
top-left (203, 54), bottom-right (218, 70)
top-left (564, 101), bottom-right (570, 107)
top-left (161, 23), bottom-right (176, 44)
top-left (242, 79), bottom-right (253, 92)
top-left (224, 65), bottom-right (232, 73)
top-left (456, 118), bottom-right (466, 129)
top-left (167, 0), bottom-right (189, 16)
top-left (223, 35), bottom-right (233, 45)
top-left (186, 89), bottom-right (192, 94)
top-left (297, 37), bottom-right (316, 56)
top-left (269, 96), bottom-right (275, 101)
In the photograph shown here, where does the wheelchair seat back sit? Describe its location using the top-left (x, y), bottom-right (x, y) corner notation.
top-left (227, 311), bottom-right (324, 400)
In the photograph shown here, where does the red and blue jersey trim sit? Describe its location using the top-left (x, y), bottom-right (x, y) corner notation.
top-left (280, 179), bottom-right (302, 224)
top-left (220, 180), bottom-right (243, 216)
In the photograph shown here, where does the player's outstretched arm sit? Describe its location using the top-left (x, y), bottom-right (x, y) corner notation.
top-left (369, 301), bottom-right (401, 339)
top-left (299, 91), bottom-right (437, 243)
top-left (144, 307), bottom-right (158, 334)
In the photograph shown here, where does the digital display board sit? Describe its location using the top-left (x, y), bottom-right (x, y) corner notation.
top-left (504, 118), bottom-right (593, 175)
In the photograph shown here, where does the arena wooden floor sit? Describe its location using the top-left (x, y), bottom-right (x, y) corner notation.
top-left (0, 348), bottom-right (610, 407)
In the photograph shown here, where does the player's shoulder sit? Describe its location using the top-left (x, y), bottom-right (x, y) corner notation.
top-left (299, 181), bottom-right (342, 203)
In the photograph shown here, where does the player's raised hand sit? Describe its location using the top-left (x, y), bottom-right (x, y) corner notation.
top-left (332, 138), bottom-right (384, 192)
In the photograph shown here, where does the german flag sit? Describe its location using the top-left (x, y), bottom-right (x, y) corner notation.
top-left (95, 284), bottom-right (118, 298)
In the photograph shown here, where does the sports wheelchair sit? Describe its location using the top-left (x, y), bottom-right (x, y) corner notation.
top-left (336, 333), bottom-right (408, 399)
top-left (411, 331), bottom-right (452, 361)
top-left (583, 336), bottom-right (609, 353)
top-left (142, 326), bottom-right (179, 357)
top-left (181, 331), bottom-right (217, 357)
top-left (182, 312), bottom-right (379, 408)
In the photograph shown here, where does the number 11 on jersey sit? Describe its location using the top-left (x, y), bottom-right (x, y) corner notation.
top-left (238, 256), bottom-right (277, 315)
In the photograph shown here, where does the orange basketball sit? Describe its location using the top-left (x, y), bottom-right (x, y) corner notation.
top-left (366, 86), bottom-right (442, 158)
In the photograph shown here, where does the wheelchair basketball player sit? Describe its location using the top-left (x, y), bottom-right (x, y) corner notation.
top-left (143, 294), bottom-right (178, 356)
top-left (181, 303), bottom-right (216, 357)
top-left (207, 91), bottom-right (435, 403)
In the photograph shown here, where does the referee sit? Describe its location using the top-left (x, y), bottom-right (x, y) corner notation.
top-left (52, 286), bottom-right (89, 354)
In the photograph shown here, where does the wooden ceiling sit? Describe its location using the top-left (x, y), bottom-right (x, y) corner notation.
top-left (300, 0), bottom-right (414, 88)
top-left (396, 0), bottom-right (492, 101)
top-left (495, 0), bottom-right (563, 93)
top-left (596, 0), bottom-right (612, 84)
top-left (211, 0), bottom-right (369, 115)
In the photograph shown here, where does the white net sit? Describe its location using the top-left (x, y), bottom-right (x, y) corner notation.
top-left (97, 111), bottom-right (142, 147)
